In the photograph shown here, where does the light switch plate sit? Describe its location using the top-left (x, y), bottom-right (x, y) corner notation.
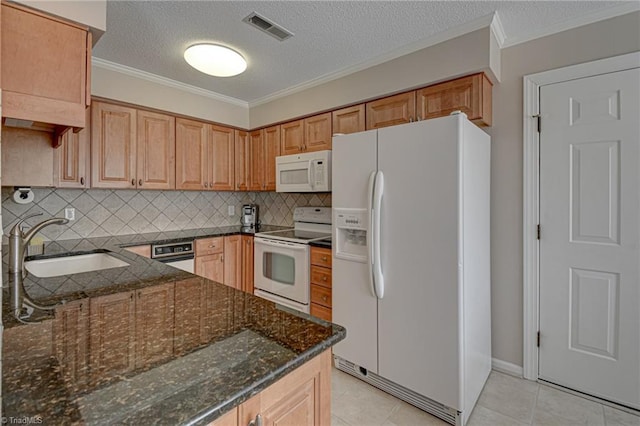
top-left (65, 208), bottom-right (75, 221)
top-left (228, 205), bottom-right (235, 216)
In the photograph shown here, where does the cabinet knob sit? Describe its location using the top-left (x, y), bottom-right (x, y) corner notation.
top-left (131, 179), bottom-right (135, 186)
top-left (322, 295), bottom-right (328, 302)
top-left (321, 256), bottom-right (328, 261)
top-left (204, 182), bottom-right (208, 188)
top-left (209, 182), bottom-right (213, 188)
top-left (322, 275), bottom-right (327, 281)
top-left (139, 179), bottom-right (143, 186)
top-left (80, 177), bottom-right (85, 185)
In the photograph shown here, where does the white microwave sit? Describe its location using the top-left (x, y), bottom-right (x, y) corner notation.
top-left (275, 150), bottom-right (331, 192)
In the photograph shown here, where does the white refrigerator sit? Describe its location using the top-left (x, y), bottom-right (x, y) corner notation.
top-left (332, 114), bottom-right (491, 426)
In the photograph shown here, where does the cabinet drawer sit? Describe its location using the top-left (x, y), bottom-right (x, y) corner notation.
top-left (196, 237), bottom-right (224, 256)
top-left (310, 303), bottom-right (332, 322)
top-left (310, 265), bottom-right (332, 288)
top-left (311, 284), bottom-right (332, 308)
top-left (310, 247), bottom-right (332, 268)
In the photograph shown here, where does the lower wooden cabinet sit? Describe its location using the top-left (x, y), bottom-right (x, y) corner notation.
top-left (241, 235), bottom-right (254, 294)
top-left (310, 247), bottom-right (332, 322)
top-left (124, 244), bottom-right (151, 258)
top-left (89, 291), bottom-right (136, 382)
top-left (135, 282), bottom-right (175, 368)
top-left (194, 235), bottom-right (254, 295)
top-left (53, 299), bottom-right (89, 390)
top-left (210, 350), bottom-right (331, 426)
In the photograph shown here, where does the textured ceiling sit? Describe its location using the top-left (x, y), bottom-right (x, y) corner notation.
top-left (92, 1), bottom-right (636, 103)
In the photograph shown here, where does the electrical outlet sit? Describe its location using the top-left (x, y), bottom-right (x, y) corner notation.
top-left (64, 208), bottom-right (75, 221)
top-left (228, 205), bottom-right (235, 216)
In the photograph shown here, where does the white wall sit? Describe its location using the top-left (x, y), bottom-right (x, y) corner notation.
top-left (491, 11), bottom-right (639, 366)
top-left (91, 64), bottom-right (250, 129)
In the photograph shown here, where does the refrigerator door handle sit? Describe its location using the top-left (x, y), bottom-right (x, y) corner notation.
top-left (372, 171), bottom-right (385, 299)
top-left (367, 171), bottom-right (377, 298)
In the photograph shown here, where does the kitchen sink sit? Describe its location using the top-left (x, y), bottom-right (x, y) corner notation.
top-left (25, 252), bottom-right (130, 278)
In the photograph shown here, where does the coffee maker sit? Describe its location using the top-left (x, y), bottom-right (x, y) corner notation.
top-left (241, 204), bottom-right (259, 229)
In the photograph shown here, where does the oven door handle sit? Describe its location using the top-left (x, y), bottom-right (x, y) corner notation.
top-left (254, 237), bottom-right (308, 251)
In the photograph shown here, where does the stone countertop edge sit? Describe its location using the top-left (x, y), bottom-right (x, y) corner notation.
top-left (189, 331), bottom-right (344, 426)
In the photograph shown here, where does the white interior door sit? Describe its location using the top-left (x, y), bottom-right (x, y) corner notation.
top-left (539, 68), bottom-right (640, 409)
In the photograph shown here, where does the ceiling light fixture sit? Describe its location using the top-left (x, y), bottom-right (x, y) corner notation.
top-left (183, 44), bottom-right (247, 77)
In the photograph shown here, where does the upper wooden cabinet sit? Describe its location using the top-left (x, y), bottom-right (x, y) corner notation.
top-left (248, 130), bottom-right (264, 191)
top-left (176, 118), bottom-right (208, 190)
top-left (209, 125), bottom-right (235, 191)
top-left (235, 130), bottom-right (250, 191)
top-left (92, 102), bottom-right (175, 189)
top-left (280, 113), bottom-right (332, 155)
top-left (1, 2), bottom-right (91, 131)
top-left (91, 102), bottom-right (137, 189)
top-left (366, 92), bottom-right (416, 130)
top-left (56, 108), bottom-right (91, 188)
top-left (416, 73), bottom-right (493, 126)
top-left (332, 104), bottom-right (365, 135)
top-left (136, 110), bottom-right (176, 189)
top-left (263, 125), bottom-right (281, 191)
top-left (175, 118), bottom-right (235, 191)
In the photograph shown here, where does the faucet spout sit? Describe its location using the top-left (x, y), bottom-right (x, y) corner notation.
top-left (8, 214), bottom-right (69, 320)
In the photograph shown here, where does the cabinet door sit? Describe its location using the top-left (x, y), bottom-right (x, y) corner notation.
top-left (91, 102), bottom-right (137, 188)
top-left (366, 92), bottom-right (416, 130)
top-left (248, 130), bottom-right (264, 191)
top-left (56, 107), bottom-right (90, 188)
top-left (223, 235), bottom-right (242, 290)
top-left (1, 2), bottom-right (89, 128)
top-left (238, 350), bottom-right (331, 426)
top-left (281, 120), bottom-right (303, 155)
top-left (135, 282), bottom-right (175, 368)
top-left (304, 113), bottom-right (332, 152)
top-left (416, 73), bottom-right (492, 126)
top-left (241, 235), bottom-right (254, 294)
top-left (263, 126), bottom-right (281, 191)
top-left (53, 300), bottom-right (89, 390)
top-left (209, 125), bottom-right (235, 191)
top-left (89, 291), bottom-right (136, 382)
top-left (124, 245), bottom-right (151, 258)
top-left (176, 118), bottom-right (208, 190)
top-left (196, 253), bottom-right (225, 283)
top-left (235, 130), bottom-right (250, 191)
top-left (136, 110), bottom-right (175, 190)
top-left (174, 278), bottom-right (204, 355)
top-left (332, 104), bottom-right (365, 135)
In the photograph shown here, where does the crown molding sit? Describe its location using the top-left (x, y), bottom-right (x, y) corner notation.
top-left (92, 57), bottom-right (249, 108)
top-left (490, 12), bottom-right (506, 48)
top-left (502, 2), bottom-right (640, 48)
top-left (248, 13), bottom-right (497, 108)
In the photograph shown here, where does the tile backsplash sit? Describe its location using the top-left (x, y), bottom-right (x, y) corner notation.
top-left (1, 188), bottom-right (331, 242)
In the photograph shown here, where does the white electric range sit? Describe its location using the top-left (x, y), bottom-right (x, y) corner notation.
top-left (253, 207), bottom-right (332, 313)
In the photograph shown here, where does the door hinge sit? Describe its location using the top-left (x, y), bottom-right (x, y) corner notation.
top-left (537, 331), bottom-right (541, 347)
top-left (533, 114), bottom-right (541, 132)
top-left (537, 224), bottom-right (541, 240)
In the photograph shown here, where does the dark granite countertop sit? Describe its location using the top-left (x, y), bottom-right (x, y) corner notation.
top-left (2, 226), bottom-right (344, 425)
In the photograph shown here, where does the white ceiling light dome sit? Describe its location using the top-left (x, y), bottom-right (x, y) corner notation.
top-left (184, 44), bottom-right (247, 77)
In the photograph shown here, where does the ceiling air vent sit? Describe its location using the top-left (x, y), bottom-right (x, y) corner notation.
top-left (243, 12), bottom-right (294, 41)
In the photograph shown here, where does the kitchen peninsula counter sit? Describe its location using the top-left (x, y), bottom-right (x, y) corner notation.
top-left (1, 226), bottom-right (344, 425)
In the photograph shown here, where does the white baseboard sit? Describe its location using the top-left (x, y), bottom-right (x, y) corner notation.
top-left (492, 358), bottom-right (524, 378)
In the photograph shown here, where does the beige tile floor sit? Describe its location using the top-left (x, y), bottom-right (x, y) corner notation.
top-left (331, 368), bottom-right (640, 426)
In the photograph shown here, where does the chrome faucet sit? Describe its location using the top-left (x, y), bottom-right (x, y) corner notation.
top-left (8, 212), bottom-right (69, 320)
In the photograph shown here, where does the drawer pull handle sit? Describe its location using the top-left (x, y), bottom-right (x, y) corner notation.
top-left (322, 276), bottom-right (327, 281)
top-left (321, 256), bottom-right (328, 261)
